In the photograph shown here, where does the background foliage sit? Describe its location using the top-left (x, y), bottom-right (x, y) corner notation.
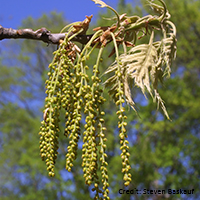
top-left (0, 0), bottom-right (200, 199)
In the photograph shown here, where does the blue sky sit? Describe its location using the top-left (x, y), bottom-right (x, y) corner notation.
top-left (0, 0), bottom-right (138, 29)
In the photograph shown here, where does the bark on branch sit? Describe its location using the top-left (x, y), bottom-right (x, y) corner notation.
top-left (0, 25), bottom-right (93, 45)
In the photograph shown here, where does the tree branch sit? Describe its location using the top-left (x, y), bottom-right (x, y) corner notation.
top-left (0, 25), bottom-right (93, 45)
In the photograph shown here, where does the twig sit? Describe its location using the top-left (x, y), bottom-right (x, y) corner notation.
top-left (0, 25), bottom-right (93, 45)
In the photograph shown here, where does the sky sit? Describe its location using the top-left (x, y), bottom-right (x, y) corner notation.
top-left (0, 0), bottom-right (138, 29)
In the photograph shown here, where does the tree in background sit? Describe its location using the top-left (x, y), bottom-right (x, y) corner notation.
top-left (0, 0), bottom-right (199, 199)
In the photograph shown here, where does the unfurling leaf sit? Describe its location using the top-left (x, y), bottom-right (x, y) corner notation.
top-left (104, 27), bottom-right (177, 119)
top-left (91, 0), bottom-right (120, 25)
top-left (91, 0), bottom-right (108, 8)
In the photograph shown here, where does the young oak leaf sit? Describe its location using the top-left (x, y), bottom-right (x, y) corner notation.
top-left (92, 0), bottom-right (120, 25)
top-left (91, 0), bottom-right (108, 8)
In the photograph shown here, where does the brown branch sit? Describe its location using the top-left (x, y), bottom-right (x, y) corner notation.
top-left (0, 25), bottom-right (93, 45)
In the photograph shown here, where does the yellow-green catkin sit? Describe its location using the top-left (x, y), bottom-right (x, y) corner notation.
top-left (98, 110), bottom-right (109, 200)
top-left (39, 30), bottom-right (110, 198)
top-left (93, 65), bottom-right (109, 200)
top-left (39, 53), bottom-right (63, 177)
top-left (81, 62), bottom-right (109, 199)
top-left (65, 62), bottom-right (83, 171)
top-left (39, 38), bottom-right (77, 176)
top-left (82, 64), bottom-right (99, 186)
top-left (115, 66), bottom-right (132, 187)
